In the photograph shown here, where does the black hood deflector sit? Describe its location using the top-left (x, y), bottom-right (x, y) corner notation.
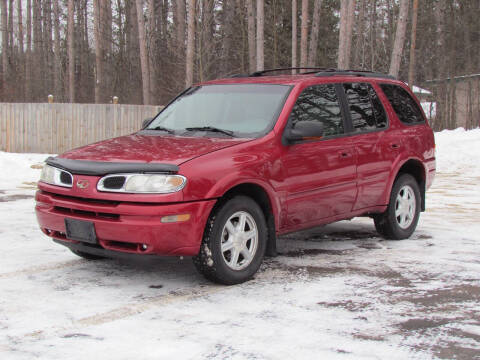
top-left (46, 157), bottom-right (179, 176)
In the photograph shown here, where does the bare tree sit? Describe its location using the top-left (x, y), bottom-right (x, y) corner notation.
top-left (299, 0), bottom-right (308, 68)
top-left (52, 0), bottom-right (61, 100)
top-left (1, 0), bottom-right (7, 87)
top-left (344, 0), bottom-right (356, 68)
top-left (67, 0), bottom-right (75, 102)
top-left (245, 0), bottom-right (255, 73)
top-left (136, 0), bottom-right (150, 104)
top-left (147, 0), bottom-right (157, 100)
top-left (408, 0), bottom-right (419, 86)
top-left (337, 0), bottom-right (347, 68)
top-left (291, 0), bottom-right (297, 73)
top-left (25, 0), bottom-right (31, 100)
top-left (256, 0), bottom-right (264, 71)
top-left (307, 0), bottom-right (322, 67)
top-left (389, 0), bottom-right (409, 77)
top-left (185, 0), bottom-right (195, 86)
top-left (94, 0), bottom-right (104, 103)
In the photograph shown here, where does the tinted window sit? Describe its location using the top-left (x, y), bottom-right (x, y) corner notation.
top-left (380, 84), bottom-right (424, 124)
top-left (369, 85), bottom-right (388, 128)
top-left (344, 83), bottom-right (376, 132)
top-left (344, 83), bottom-right (388, 132)
top-left (289, 84), bottom-right (344, 137)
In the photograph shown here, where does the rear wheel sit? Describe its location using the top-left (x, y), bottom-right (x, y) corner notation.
top-left (193, 196), bottom-right (267, 285)
top-left (70, 249), bottom-right (105, 260)
top-left (374, 173), bottom-right (421, 240)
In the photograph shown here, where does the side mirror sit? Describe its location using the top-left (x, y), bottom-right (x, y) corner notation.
top-left (142, 118), bottom-right (153, 129)
top-left (284, 121), bottom-right (324, 143)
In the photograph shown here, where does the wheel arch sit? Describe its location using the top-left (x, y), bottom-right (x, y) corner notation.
top-left (215, 182), bottom-right (278, 257)
top-left (389, 158), bottom-right (427, 211)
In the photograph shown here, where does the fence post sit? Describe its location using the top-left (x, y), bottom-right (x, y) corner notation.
top-left (48, 94), bottom-right (54, 103)
top-left (112, 96), bottom-right (119, 104)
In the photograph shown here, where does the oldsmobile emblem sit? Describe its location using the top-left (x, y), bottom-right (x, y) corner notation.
top-left (76, 179), bottom-right (89, 189)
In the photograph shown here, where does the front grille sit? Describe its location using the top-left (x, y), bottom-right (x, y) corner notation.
top-left (54, 206), bottom-right (120, 220)
top-left (103, 176), bottom-right (126, 189)
top-left (60, 171), bottom-right (73, 185)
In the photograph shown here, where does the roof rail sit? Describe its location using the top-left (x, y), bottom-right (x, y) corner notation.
top-left (228, 68), bottom-right (396, 80)
top-left (229, 67), bottom-right (337, 78)
top-left (315, 69), bottom-right (395, 79)
top-left (250, 67), bottom-right (337, 77)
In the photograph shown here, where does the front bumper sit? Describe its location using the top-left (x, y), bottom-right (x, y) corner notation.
top-left (35, 190), bottom-right (216, 256)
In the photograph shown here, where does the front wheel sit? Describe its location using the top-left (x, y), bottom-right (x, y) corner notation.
top-left (374, 173), bottom-right (421, 240)
top-left (193, 196), bottom-right (267, 285)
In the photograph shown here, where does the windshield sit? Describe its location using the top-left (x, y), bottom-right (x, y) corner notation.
top-left (145, 84), bottom-right (291, 138)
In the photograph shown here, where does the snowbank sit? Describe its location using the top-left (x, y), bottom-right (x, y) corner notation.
top-left (0, 152), bottom-right (52, 190)
top-left (434, 127), bottom-right (480, 176)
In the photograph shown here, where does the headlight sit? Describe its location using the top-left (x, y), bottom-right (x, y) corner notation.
top-left (97, 174), bottom-right (186, 193)
top-left (39, 164), bottom-right (73, 188)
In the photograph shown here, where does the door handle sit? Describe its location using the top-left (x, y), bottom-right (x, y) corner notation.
top-left (339, 151), bottom-right (352, 158)
top-left (390, 143), bottom-right (401, 149)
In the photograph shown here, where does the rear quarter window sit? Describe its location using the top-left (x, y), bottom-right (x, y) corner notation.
top-left (380, 84), bottom-right (425, 124)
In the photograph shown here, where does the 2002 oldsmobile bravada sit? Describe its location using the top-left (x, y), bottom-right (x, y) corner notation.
top-left (35, 68), bottom-right (436, 284)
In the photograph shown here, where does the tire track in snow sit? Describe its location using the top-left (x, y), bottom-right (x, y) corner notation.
top-left (0, 259), bottom-right (84, 279)
top-left (7, 284), bottom-right (225, 345)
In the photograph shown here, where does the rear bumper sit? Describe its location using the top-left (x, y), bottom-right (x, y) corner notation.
top-left (35, 190), bottom-right (216, 256)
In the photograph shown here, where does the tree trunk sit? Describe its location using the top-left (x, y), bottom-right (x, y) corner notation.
top-left (291, 0), bottom-right (297, 73)
top-left (32, 0), bottom-right (43, 99)
top-left (176, 0), bottom-right (186, 52)
top-left (185, 0), bottom-right (195, 87)
top-left (53, 0), bottom-right (61, 100)
top-left (94, 0), bottom-right (104, 103)
top-left (407, 0), bottom-right (418, 87)
top-left (245, 0), bottom-right (255, 73)
top-left (299, 0), bottom-right (308, 68)
top-left (67, 0), bottom-right (75, 102)
top-left (307, 0), bottom-right (322, 67)
top-left (1, 0), bottom-right (7, 86)
top-left (25, 0), bottom-right (32, 100)
top-left (344, 0), bottom-right (355, 69)
top-left (388, 0), bottom-right (409, 78)
top-left (353, 0), bottom-right (366, 68)
top-left (337, 0), bottom-right (347, 68)
top-left (17, 0), bottom-right (23, 56)
top-left (7, 0), bottom-right (12, 55)
top-left (369, 0), bottom-right (376, 70)
top-left (256, 0), bottom-right (264, 71)
top-left (147, 0), bottom-right (157, 101)
top-left (136, 0), bottom-right (150, 104)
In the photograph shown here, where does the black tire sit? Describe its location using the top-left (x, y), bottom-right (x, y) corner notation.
top-left (193, 196), bottom-right (267, 285)
top-left (70, 249), bottom-right (105, 260)
top-left (374, 173), bottom-right (421, 240)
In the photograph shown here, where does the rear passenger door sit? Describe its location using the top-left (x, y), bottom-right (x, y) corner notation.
top-left (342, 82), bottom-right (400, 210)
top-left (280, 83), bottom-right (357, 229)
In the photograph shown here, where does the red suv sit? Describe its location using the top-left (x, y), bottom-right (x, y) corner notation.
top-left (35, 69), bottom-right (436, 284)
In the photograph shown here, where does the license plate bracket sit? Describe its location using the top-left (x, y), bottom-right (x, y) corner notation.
top-left (65, 218), bottom-right (97, 244)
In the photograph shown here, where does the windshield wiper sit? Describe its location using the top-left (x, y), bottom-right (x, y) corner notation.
top-left (184, 126), bottom-right (235, 137)
top-left (149, 126), bottom-right (175, 134)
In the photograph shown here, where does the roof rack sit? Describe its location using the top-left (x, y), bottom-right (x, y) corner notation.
top-left (228, 67), bottom-right (396, 80)
top-left (315, 69), bottom-right (395, 79)
top-left (229, 67), bottom-right (336, 78)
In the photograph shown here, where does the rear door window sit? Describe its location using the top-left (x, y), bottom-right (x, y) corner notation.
top-left (343, 82), bottom-right (388, 132)
top-left (380, 84), bottom-right (425, 124)
top-left (289, 84), bottom-right (344, 137)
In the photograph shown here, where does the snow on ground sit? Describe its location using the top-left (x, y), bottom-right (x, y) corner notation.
top-left (1, 129), bottom-right (480, 359)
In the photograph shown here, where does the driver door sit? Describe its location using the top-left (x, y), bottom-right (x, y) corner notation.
top-left (279, 83), bottom-right (357, 230)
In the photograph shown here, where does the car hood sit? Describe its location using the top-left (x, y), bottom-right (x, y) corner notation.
top-left (59, 133), bottom-right (251, 165)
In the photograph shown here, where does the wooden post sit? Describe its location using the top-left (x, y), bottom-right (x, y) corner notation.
top-left (112, 96), bottom-right (119, 104)
top-left (48, 94), bottom-right (54, 103)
